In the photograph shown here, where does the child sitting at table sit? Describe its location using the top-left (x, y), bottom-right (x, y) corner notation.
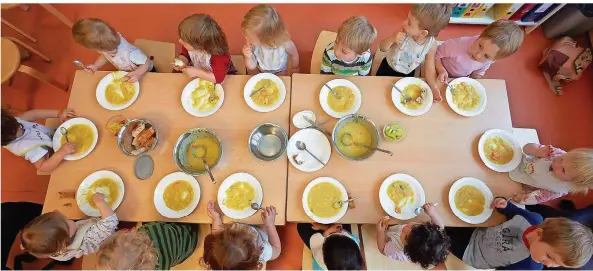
top-left (435, 19), bottom-right (524, 81)
top-left (21, 193), bottom-right (118, 261)
top-left (72, 18), bottom-right (154, 82)
top-left (321, 16), bottom-right (377, 76)
top-left (376, 203), bottom-right (450, 269)
top-left (509, 144), bottom-right (593, 205)
top-left (241, 4), bottom-right (300, 75)
top-left (200, 201), bottom-right (281, 269)
top-left (1, 108), bottom-right (76, 172)
top-left (297, 222), bottom-right (363, 270)
top-left (175, 14), bottom-right (237, 84)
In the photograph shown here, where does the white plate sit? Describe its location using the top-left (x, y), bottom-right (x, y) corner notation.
top-left (52, 117), bottom-right (99, 161)
top-left (478, 129), bottom-right (522, 172)
top-left (392, 77), bottom-right (433, 116)
top-left (293, 110), bottom-right (316, 129)
top-left (287, 128), bottom-right (331, 172)
top-left (445, 77), bottom-right (487, 117)
top-left (302, 177), bottom-right (348, 224)
top-left (217, 172), bottom-right (263, 219)
top-left (96, 71), bottom-right (140, 111)
top-left (76, 170), bottom-right (125, 217)
top-left (448, 177), bottom-right (494, 224)
top-left (244, 73), bottom-right (286, 113)
top-left (181, 78), bottom-right (224, 117)
top-left (379, 173), bottom-right (426, 220)
top-left (154, 172), bottom-right (201, 219)
top-left (319, 79), bottom-right (362, 119)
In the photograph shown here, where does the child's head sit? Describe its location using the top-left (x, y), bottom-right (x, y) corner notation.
top-left (96, 231), bottom-right (158, 270)
top-left (528, 218), bottom-right (593, 268)
top-left (322, 233), bottom-right (363, 270)
top-left (335, 16), bottom-right (377, 62)
top-left (400, 222), bottom-right (451, 269)
top-left (72, 18), bottom-right (120, 52)
top-left (241, 4), bottom-right (289, 47)
top-left (201, 223), bottom-right (264, 270)
top-left (470, 19), bottom-right (524, 63)
top-left (21, 211), bottom-right (76, 258)
top-left (178, 14), bottom-right (229, 55)
top-left (404, 4), bottom-right (454, 38)
top-left (1, 109), bottom-right (23, 146)
top-left (552, 148), bottom-right (593, 190)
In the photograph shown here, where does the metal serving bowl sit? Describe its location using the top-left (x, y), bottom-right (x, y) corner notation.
top-left (173, 128), bottom-right (223, 176)
top-left (116, 118), bottom-right (159, 156)
top-left (331, 114), bottom-right (380, 161)
top-left (248, 123), bottom-right (288, 161)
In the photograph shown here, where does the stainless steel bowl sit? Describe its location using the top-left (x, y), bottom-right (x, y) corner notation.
top-left (116, 119), bottom-right (159, 156)
top-left (248, 123), bottom-right (288, 161)
top-left (332, 114), bottom-right (380, 161)
top-left (173, 128), bottom-right (223, 176)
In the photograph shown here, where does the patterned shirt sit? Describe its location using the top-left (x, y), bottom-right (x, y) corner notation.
top-left (320, 42), bottom-right (372, 76)
top-left (139, 222), bottom-right (199, 270)
top-left (51, 214), bottom-right (119, 261)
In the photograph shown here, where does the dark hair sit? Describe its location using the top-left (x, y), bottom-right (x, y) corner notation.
top-left (404, 222), bottom-right (451, 269)
top-left (1, 109), bottom-right (20, 146)
top-left (322, 234), bottom-right (363, 270)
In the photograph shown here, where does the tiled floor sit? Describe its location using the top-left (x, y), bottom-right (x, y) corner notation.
top-left (2, 4), bottom-right (592, 270)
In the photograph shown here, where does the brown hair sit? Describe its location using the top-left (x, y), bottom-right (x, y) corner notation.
top-left (96, 231), bottom-right (158, 270)
top-left (480, 19), bottom-right (524, 59)
top-left (72, 18), bottom-right (121, 51)
top-left (336, 16), bottom-right (377, 55)
top-left (540, 218), bottom-right (593, 268)
top-left (241, 4), bottom-right (289, 47)
top-left (21, 211), bottom-right (71, 256)
top-left (1, 109), bottom-right (20, 146)
top-left (411, 4), bottom-right (454, 37)
top-left (201, 223), bottom-right (263, 270)
top-left (178, 14), bottom-right (229, 55)
top-left (563, 148), bottom-right (593, 191)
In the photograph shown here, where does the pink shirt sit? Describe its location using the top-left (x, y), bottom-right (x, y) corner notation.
top-left (436, 35), bottom-right (493, 77)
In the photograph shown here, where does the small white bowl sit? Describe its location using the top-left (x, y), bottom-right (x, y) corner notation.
top-left (293, 110), bottom-right (316, 129)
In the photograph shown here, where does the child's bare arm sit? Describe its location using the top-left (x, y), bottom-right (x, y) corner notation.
top-left (124, 60), bottom-right (152, 83)
top-left (285, 40), bottom-right (300, 74)
top-left (262, 206), bottom-right (281, 260)
top-left (93, 193), bottom-right (115, 218)
top-left (85, 55), bottom-right (109, 73)
top-left (182, 67), bottom-right (216, 83)
top-left (376, 218), bottom-right (389, 254)
top-left (523, 143), bottom-right (553, 158)
top-left (34, 143), bottom-right (75, 172)
top-left (207, 200), bottom-right (223, 232)
top-left (379, 32), bottom-right (404, 52)
top-left (18, 110), bottom-right (60, 122)
top-left (424, 46), bottom-right (442, 102)
top-left (435, 58), bottom-right (448, 83)
top-left (242, 43), bottom-right (258, 72)
top-left (423, 203), bottom-right (444, 228)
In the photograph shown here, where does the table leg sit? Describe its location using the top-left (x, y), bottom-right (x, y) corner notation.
top-left (39, 4), bottom-right (73, 28)
top-left (18, 65), bottom-right (68, 92)
top-left (5, 37), bottom-right (51, 62)
top-left (0, 19), bottom-right (36, 43)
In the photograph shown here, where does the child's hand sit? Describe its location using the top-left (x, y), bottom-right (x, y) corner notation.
top-left (84, 65), bottom-right (98, 74)
top-left (58, 142), bottom-right (76, 155)
top-left (242, 44), bottom-right (254, 59)
top-left (207, 200), bottom-right (222, 223)
top-left (535, 145), bottom-right (553, 159)
top-left (182, 67), bottom-right (202, 78)
top-left (58, 109), bottom-right (76, 123)
top-left (323, 223), bottom-right (343, 237)
top-left (431, 86), bottom-right (443, 102)
top-left (491, 197), bottom-right (508, 209)
top-left (123, 70), bottom-right (143, 83)
top-left (261, 206), bottom-right (277, 227)
top-left (423, 202), bottom-right (439, 216)
top-left (438, 70), bottom-right (449, 83)
top-left (92, 192), bottom-right (106, 204)
top-left (311, 222), bottom-right (326, 231)
top-left (376, 217), bottom-right (389, 234)
top-left (395, 31), bottom-right (406, 45)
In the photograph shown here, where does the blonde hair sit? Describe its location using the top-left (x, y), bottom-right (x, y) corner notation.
top-left (201, 223), bottom-right (264, 270)
top-left (411, 4), bottom-right (454, 37)
top-left (336, 16), bottom-right (377, 55)
top-left (480, 19), bottom-right (524, 59)
top-left (563, 148), bottom-right (593, 191)
top-left (539, 218), bottom-right (593, 268)
top-left (96, 231), bottom-right (158, 270)
top-left (242, 4), bottom-right (289, 47)
top-left (178, 14), bottom-right (229, 55)
top-left (21, 211), bottom-right (71, 257)
top-left (72, 18), bottom-right (120, 51)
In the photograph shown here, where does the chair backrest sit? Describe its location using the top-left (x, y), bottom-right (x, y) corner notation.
top-left (371, 46), bottom-right (387, 76)
top-left (231, 55), bottom-right (247, 75)
top-left (310, 30), bottom-right (337, 74)
top-left (133, 39), bottom-right (175, 73)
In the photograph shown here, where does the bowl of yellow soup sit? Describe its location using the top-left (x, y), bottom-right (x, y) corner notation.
top-left (76, 170), bottom-right (125, 217)
top-left (154, 172), bottom-right (201, 219)
top-left (116, 119), bottom-right (159, 156)
top-left (391, 77), bottom-right (433, 116)
top-left (319, 79), bottom-right (362, 119)
top-left (181, 78), bottom-right (225, 117)
top-left (445, 77), bottom-right (487, 117)
top-left (243, 73), bottom-right (287, 113)
top-left (448, 177), bottom-right (494, 224)
top-left (332, 114), bottom-right (380, 161)
top-left (217, 172), bottom-right (264, 219)
top-left (173, 128), bottom-right (223, 176)
top-left (52, 117), bottom-right (99, 161)
top-left (302, 177), bottom-right (349, 224)
top-left (379, 173), bottom-right (425, 220)
top-left (478, 129), bottom-right (522, 172)
top-left (95, 71), bottom-right (140, 111)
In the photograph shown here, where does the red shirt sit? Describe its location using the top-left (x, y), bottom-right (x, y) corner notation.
top-left (180, 46), bottom-right (237, 83)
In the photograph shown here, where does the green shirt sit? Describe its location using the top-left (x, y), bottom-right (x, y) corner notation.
top-left (139, 222), bottom-right (199, 270)
top-left (320, 41), bottom-right (372, 76)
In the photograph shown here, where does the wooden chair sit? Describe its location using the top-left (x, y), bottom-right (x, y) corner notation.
top-left (231, 55), bottom-right (247, 75)
top-left (310, 31), bottom-right (337, 74)
top-left (133, 39), bottom-right (176, 73)
top-left (371, 46), bottom-right (387, 76)
top-left (1, 4), bottom-right (73, 43)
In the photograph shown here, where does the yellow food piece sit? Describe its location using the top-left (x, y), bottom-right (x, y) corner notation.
top-left (85, 178), bottom-right (118, 209)
top-left (307, 182), bottom-right (343, 218)
top-left (186, 137), bottom-right (220, 172)
top-left (454, 185), bottom-right (485, 216)
top-left (327, 86), bottom-right (355, 112)
top-left (336, 121), bottom-right (372, 158)
top-left (105, 79), bottom-right (136, 106)
top-left (106, 122), bottom-right (124, 136)
top-left (223, 181), bottom-right (255, 211)
top-left (452, 82), bottom-right (480, 111)
top-left (191, 80), bottom-right (219, 111)
top-left (251, 79), bottom-right (280, 107)
top-left (400, 84), bottom-right (425, 109)
top-left (483, 136), bottom-right (514, 165)
top-left (387, 181), bottom-right (414, 214)
top-left (60, 124), bottom-right (94, 155)
top-left (163, 180), bottom-right (194, 211)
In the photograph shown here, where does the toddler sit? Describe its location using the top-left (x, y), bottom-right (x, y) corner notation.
top-left (378, 4), bottom-right (453, 101)
top-left (321, 16), bottom-right (377, 76)
top-left (2, 108), bottom-right (76, 172)
top-left (242, 4), bottom-right (300, 75)
top-left (436, 19), bottom-right (524, 81)
top-left (376, 203), bottom-right (450, 269)
top-left (21, 193), bottom-right (118, 261)
top-left (201, 201), bottom-right (280, 269)
top-left (297, 222), bottom-right (363, 270)
top-left (509, 144), bottom-right (593, 204)
top-left (175, 14), bottom-right (237, 84)
top-left (72, 18), bottom-right (154, 82)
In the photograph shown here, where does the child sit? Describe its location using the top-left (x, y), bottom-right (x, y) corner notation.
top-left (242, 4), bottom-right (300, 75)
top-left (321, 16), bottom-right (377, 76)
top-left (201, 201), bottom-right (281, 269)
top-left (376, 203), bottom-right (450, 269)
top-left (2, 108), bottom-right (76, 172)
top-left (445, 198), bottom-right (593, 269)
top-left (72, 18), bottom-right (154, 82)
top-left (436, 19), bottom-right (524, 81)
top-left (297, 222), bottom-right (363, 270)
top-left (378, 4), bottom-right (453, 102)
top-left (175, 14), bottom-right (237, 84)
top-left (509, 144), bottom-right (593, 204)
top-left (21, 193), bottom-right (118, 261)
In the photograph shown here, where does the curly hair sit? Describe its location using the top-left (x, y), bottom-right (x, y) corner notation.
top-left (200, 223), bottom-right (264, 270)
top-left (21, 211), bottom-right (71, 257)
top-left (404, 222), bottom-right (451, 269)
top-left (96, 230), bottom-right (158, 270)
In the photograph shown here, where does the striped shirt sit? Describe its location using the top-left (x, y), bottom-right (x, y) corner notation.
top-left (320, 41), bottom-right (372, 76)
top-left (139, 222), bottom-right (199, 270)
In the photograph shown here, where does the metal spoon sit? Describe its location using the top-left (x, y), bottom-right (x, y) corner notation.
top-left (303, 116), bottom-right (331, 137)
top-left (341, 133), bottom-right (393, 156)
top-left (60, 127), bottom-right (70, 143)
top-left (392, 83), bottom-right (411, 103)
top-left (334, 196), bottom-right (359, 209)
top-left (414, 203), bottom-right (439, 215)
top-left (324, 83), bottom-right (342, 99)
top-left (73, 60), bottom-right (85, 69)
top-left (249, 86), bottom-right (266, 97)
top-left (191, 145), bottom-right (216, 184)
top-left (295, 141), bottom-right (326, 166)
top-left (251, 202), bottom-right (263, 211)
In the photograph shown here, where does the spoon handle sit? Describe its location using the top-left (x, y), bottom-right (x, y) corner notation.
top-left (357, 143), bottom-right (393, 156)
top-left (249, 86), bottom-right (265, 97)
top-left (304, 149), bottom-right (326, 166)
top-left (203, 161), bottom-right (217, 184)
top-left (324, 83), bottom-right (341, 98)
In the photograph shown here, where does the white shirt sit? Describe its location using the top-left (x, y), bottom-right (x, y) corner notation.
top-left (51, 214), bottom-right (119, 261)
top-left (4, 118), bottom-right (54, 163)
top-left (252, 226), bottom-right (273, 262)
top-left (310, 231), bottom-right (360, 270)
top-left (387, 35), bottom-right (435, 75)
top-left (102, 34), bottom-right (150, 71)
top-left (253, 45), bottom-right (288, 73)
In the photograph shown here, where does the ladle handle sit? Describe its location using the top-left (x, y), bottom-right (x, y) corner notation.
top-left (358, 143), bottom-right (393, 156)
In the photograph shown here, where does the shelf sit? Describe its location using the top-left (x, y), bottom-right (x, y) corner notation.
top-left (449, 7), bottom-right (537, 26)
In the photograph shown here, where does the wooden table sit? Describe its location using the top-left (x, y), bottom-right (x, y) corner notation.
top-left (42, 71), bottom-right (291, 225)
top-left (286, 74), bottom-right (522, 226)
